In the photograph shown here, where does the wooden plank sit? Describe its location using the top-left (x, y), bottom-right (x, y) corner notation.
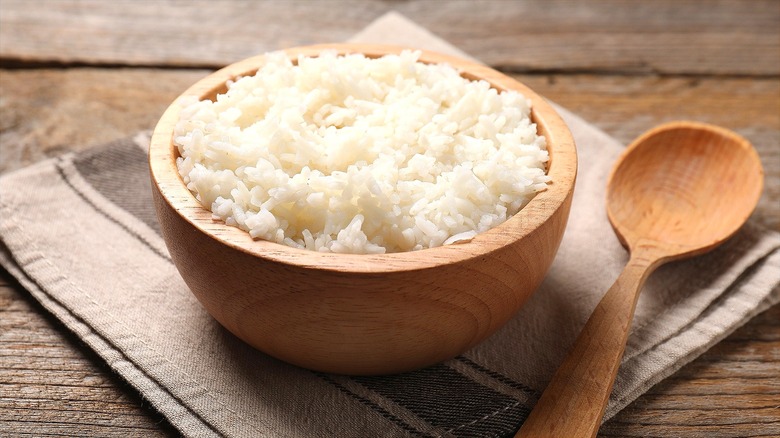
top-left (0, 275), bottom-right (178, 437)
top-left (517, 73), bottom-right (780, 232)
top-left (1, 0), bottom-right (779, 76)
top-left (601, 304), bottom-right (780, 437)
top-left (2, 68), bottom-right (777, 231)
top-left (0, 68), bottom-right (209, 172)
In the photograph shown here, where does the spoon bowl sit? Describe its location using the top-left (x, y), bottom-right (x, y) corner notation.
top-left (518, 121), bottom-right (763, 437)
top-left (608, 122), bottom-right (764, 258)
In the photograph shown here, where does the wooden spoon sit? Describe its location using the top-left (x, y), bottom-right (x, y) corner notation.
top-left (516, 121), bottom-right (763, 437)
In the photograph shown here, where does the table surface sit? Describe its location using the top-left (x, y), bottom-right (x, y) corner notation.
top-left (1, 1), bottom-right (778, 436)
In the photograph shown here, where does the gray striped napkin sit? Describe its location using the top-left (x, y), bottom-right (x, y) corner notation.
top-left (1, 12), bottom-right (779, 438)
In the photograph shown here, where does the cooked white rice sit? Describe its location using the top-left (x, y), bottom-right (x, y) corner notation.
top-left (174, 50), bottom-right (550, 254)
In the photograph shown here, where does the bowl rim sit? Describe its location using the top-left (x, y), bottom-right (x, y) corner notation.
top-left (149, 43), bottom-right (577, 274)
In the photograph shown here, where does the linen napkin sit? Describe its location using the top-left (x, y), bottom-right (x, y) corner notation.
top-left (1, 12), bottom-right (779, 438)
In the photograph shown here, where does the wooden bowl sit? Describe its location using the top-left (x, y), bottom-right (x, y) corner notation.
top-left (149, 44), bottom-right (577, 375)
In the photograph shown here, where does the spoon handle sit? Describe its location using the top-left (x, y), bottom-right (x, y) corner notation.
top-left (516, 248), bottom-right (663, 438)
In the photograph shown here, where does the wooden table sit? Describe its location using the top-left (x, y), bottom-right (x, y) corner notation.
top-left (1, 1), bottom-right (778, 436)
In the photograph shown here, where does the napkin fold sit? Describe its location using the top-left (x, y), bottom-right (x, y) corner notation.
top-left (1, 12), bottom-right (779, 438)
